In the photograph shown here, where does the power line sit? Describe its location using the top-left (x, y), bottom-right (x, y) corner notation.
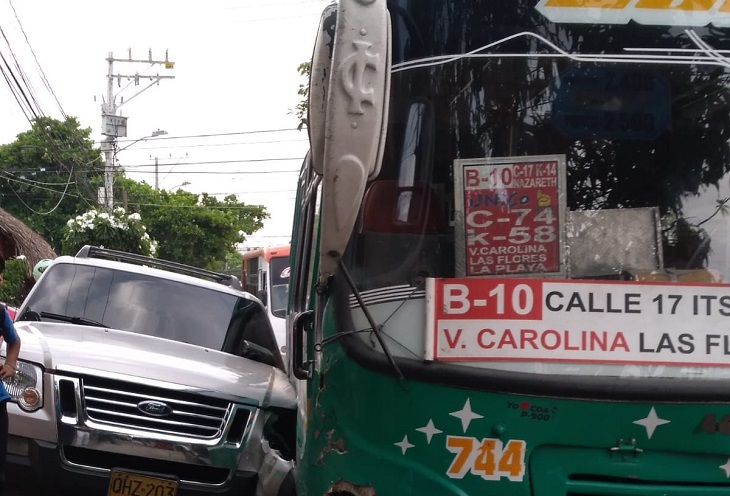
top-left (112, 128), bottom-right (304, 144)
top-left (113, 138), bottom-right (308, 151)
top-left (0, 8), bottom-right (101, 208)
top-left (14, 137), bottom-right (308, 152)
top-left (119, 157), bottom-right (305, 168)
top-left (14, 131), bottom-right (309, 151)
top-left (235, 13), bottom-right (321, 23)
top-left (228, 0), bottom-right (329, 8)
top-left (3, 166), bottom-right (301, 176)
top-left (0, 20), bottom-right (85, 212)
top-left (7, 0), bottom-right (66, 119)
top-left (119, 169), bottom-right (301, 175)
top-left (124, 202), bottom-right (268, 210)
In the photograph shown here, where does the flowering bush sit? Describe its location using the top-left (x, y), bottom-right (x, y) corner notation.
top-left (62, 207), bottom-right (159, 257)
top-left (0, 256), bottom-right (30, 307)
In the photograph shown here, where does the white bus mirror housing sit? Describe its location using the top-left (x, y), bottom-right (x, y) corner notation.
top-left (314, 0), bottom-right (392, 281)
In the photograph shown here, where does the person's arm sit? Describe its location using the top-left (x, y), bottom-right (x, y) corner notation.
top-left (0, 310), bottom-right (19, 379)
top-left (1, 337), bottom-right (19, 379)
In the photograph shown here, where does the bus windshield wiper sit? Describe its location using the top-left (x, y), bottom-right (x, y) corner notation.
top-left (39, 312), bottom-right (109, 328)
top-left (336, 259), bottom-right (406, 382)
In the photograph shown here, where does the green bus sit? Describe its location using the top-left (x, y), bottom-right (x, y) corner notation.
top-left (287, 0), bottom-right (730, 494)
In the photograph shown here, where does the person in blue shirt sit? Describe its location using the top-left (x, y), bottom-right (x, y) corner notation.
top-left (0, 256), bottom-right (20, 495)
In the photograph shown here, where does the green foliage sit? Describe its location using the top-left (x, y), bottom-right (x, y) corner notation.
top-left (0, 117), bottom-right (104, 252)
top-left (117, 178), bottom-right (268, 269)
top-left (0, 257), bottom-right (30, 307)
top-left (61, 208), bottom-right (158, 257)
top-left (1, 117), bottom-right (270, 269)
top-left (209, 250), bottom-right (245, 276)
top-left (295, 61), bottom-right (311, 131)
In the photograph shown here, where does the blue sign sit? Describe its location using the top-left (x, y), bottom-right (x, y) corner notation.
top-left (552, 67), bottom-right (670, 140)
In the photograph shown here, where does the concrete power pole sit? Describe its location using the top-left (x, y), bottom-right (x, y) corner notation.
top-left (101, 49), bottom-right (175, 211)
top-left (153, 152), bottom-right (188, 190)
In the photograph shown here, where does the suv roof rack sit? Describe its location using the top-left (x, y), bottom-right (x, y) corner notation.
top-left (76, 245), bottom-right (242, 289)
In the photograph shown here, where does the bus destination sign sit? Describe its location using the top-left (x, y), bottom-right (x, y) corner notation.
top-left (426, 277), bottom-right (730, 366)
top-left (454, 155), bottom-right (567, 278)
top-left (536, 0), bottom-right (730, 27)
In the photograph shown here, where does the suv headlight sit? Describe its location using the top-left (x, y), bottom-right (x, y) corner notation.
top-left (2, 360), bottom-right (42, 412)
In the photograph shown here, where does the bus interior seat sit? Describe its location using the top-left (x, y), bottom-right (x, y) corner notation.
top-left (355, 180), bottom-right (453, 289)
top-left (359, 180), bottom-right (446, 234)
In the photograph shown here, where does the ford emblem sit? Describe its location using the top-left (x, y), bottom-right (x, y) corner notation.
top-left (137, 400), bottom-right (173, 417)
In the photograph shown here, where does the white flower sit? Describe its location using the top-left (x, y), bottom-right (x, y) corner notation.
top-left (128, 213), bottom-right (141, 221)
top-left (66, 219), bottom-right (74, 227)
top-left (15, 255), bottom-right (26, 260)
top-left (98, 212), bottom-right (109, 220)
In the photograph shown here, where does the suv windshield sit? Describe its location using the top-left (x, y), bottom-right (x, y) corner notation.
top-left (19, 262), bottom-right (277, 354)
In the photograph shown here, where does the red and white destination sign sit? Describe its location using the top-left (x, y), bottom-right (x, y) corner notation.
top-left (536, 0), bottom-right (730, 28)
top-left (454, 155), bottom-right (566, 278)
top-left (426, 277), bottom-right (730, 366)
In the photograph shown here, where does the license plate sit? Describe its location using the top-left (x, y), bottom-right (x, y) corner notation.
top-left (107, 469), bottom-right (178, 496)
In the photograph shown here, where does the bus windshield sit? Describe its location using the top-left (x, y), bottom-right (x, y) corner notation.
top-left (337, 0), bottom-right (730, 380)
top-left (268, 255), bottom-right (290, 318)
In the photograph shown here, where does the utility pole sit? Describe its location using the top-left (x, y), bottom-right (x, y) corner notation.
top-left (101, 49), bottom-right (175, 211)
top-left (153, 153), bottom-right (188, 190)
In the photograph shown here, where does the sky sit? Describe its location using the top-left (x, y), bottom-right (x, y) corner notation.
top-left (0, 0), bottom-right (329, 248)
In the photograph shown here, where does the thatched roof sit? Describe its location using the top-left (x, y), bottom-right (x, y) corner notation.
top-left (0, 207), bottom-right (57, 273)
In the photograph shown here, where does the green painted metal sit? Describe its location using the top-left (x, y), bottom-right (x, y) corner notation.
top-left (293, 307), bottom-right (730, 496)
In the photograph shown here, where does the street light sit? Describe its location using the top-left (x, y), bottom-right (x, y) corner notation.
top-left (169, 181), bottom-right (191, 191)
top-left (116, 129), bottom-right (168, 154)
top-left (107, 130), bottom-right (168, 208)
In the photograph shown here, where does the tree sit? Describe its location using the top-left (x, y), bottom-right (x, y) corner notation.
top-left (0, 118), bottom-right (270, 269)
top-left (62, 207), bottom-right (158, 256)
top-left (0, 117), bottom-right (104, 251)
top-left (0, 256), bottom-right (31, 307)
top-left (117, 178), bottom-right (268, 269)
top-left (294, 61), bottom-right (311, 130)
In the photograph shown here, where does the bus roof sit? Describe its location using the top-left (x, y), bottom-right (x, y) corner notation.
top-left (241, 244), bottom-right (290, 263)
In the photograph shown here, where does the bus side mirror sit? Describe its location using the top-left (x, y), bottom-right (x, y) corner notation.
top-left (314, 0), bottom-right (392, 282)
top-left (309, 3), bottom-right (337, 176)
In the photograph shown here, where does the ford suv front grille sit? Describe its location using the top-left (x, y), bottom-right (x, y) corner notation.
top-left (81, 376), bottom-right (232, 439)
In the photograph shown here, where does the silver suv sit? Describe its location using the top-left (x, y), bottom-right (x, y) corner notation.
top-left (6, 246), bottom-right (296, 496)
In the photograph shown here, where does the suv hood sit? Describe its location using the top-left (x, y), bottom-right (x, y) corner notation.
top-left (14, 322), bottom-right (295, 410)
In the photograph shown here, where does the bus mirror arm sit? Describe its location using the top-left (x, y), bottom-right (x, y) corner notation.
top-left (292, 310), bottom-right (314, 380)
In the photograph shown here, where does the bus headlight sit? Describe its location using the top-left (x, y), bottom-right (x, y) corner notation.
top-left (3, 361), bottom-right (43, 412)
